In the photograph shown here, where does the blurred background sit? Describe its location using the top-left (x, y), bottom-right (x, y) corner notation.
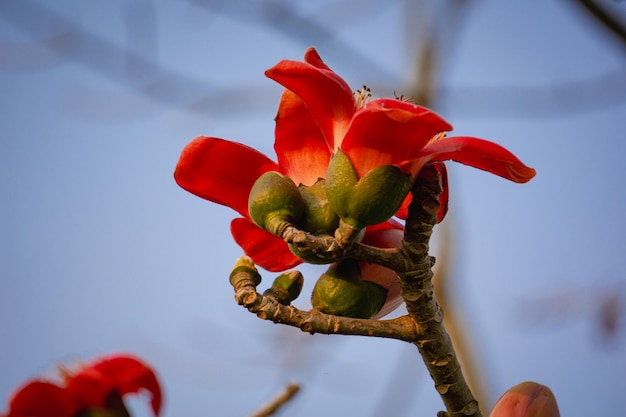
top-left (1, 1), bottom-right (625, 416)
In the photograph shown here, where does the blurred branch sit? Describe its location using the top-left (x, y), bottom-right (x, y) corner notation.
top-left (247, 382), bottom-right (301, 417)
top-left (573, 0), bottom-right (626, 49)
top-left (2, 0), bottom-right (625, 123)
top-left (519, 279), bottom-right (626, 344)
top-left (191, 0), bottom-right (399, 81)
top-left (404, 4), bottom-right (491, 411)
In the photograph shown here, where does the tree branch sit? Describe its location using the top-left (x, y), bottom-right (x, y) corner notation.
top-left (228, 165), bottom-right (482, 417)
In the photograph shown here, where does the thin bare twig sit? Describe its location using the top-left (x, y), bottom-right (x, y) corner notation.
top-left (246, 382), bottom-right (301, 417)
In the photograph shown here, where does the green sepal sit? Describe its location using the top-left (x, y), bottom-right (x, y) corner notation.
top-left (325, 150), bottom-right (359, 226)
top-left (248, 171), bottom-right (304, 235)
top-left (326, 150), bottom-right (413, 229)
top-left (263, 270), bottom-right (304, 305)
top-left (298, 178), bottom-right (340, 235)
top-left (311, 259), bottom-right (387, 319)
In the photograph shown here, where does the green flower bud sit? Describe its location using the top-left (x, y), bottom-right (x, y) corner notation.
top-left (263, 270), bottom-right (304, 305)
top-left (248, 171), bottom-right (305, 235)
top-left (229, 256), bottom-right (262, 288)
top-left (325, 150), bottom-right (413, 229)
top-left (298, 179), bottom-right (340, 235)
top-left (311, 259), bottom-right (387, 319)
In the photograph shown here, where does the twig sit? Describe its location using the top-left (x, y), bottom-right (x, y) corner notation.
top-left (246, 382), bottom-right (301, 417)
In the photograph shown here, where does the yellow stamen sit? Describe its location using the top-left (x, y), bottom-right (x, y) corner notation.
top-left (427, 132), bottom-right (447, 146)
top-left (394, 92), bottom-right (415, 103)
top-left (354, 85), bottom-right (372, 108)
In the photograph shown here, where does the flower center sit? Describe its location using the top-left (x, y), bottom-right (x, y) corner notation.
top-left (354, 85), bottom-right (372, 108)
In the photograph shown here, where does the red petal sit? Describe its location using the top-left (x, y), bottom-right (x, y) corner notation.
top-left (265, 49), bottom-right (355, 150)
top-left (417, 136), bottom-right (536, 183)
top-left (6, 381), bottom-right (74, 417)
top-left (274, 89), bottom-right (331, 186)
top-left (342, 99), bottom-right (453, 177)
top-left (361, 226), bottom-right (405, 318)
top-left (231, 218), bottom-right (302, 272)
top-left (68, 354), bottom-right (162, 416)
top-left (364, 218), bottom-right (404, 233)
top-left (174, 137), bottom-right (279, 217)
top-left (303, 47), bottom-right (333, 70)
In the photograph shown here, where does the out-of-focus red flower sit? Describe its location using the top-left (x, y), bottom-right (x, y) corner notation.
top-left (2, 354), bottom-right (162, 417)
top-left (174, 48), bottom-right (535, 271)
top-left (489, 381), bottom-right (560, 417)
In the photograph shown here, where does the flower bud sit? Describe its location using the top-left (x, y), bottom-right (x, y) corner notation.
top-left (263, 270), bottom-right (304, 305)
top-left (311, 259), bottom-right (387, 319)
top-left (489, 381), bottom-right (560, 417)
top-left (248, 171), bottom-right (305, 235)
top-left (325, 150), bottom-right (413, 230)
top-left (229, 256), bottom-right (262, 288)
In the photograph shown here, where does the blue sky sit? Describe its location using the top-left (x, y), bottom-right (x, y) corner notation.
top-left (1, 1), bottom-right (625, 416)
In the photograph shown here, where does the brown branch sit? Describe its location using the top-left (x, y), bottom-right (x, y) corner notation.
top-left (229, 165), bottom-right (483, 417)
top-left (399, 165), bottom-right (482, 417)
top-left (230, 263), bottom-right (421, 342)
top-left (246, 382), bottom-right (301, 417)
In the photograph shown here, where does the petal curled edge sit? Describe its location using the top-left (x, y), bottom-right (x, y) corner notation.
top-left (265, 49), bottom-right (355, 151)
top-left (174, 136), bottom-right (279, 218)
top-left (231, 218), bottom-right (302, 272)
top-left (6, 381), bottom-right (74, 417)
top-left (274, 89), bottom-right (331, 186)
top-left (412, 136), bottom-right (536, 183)
top-left (68, 354), bottom-right (162, 416)
top-left (342, 99), bottom-right (453, 178)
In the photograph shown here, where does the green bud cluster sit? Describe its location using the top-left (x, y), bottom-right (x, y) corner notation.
top-left (248, 154), bottom-right (412, 240)
top-left (246, 154), bottom-right (413, 318)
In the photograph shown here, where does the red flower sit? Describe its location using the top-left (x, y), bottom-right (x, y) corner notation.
top-left (2, 354), bottom-right (162, 417)
top-left (174, 48), bottom-right (535, 271)
top-left (489, 382), bottom-right (560, 417)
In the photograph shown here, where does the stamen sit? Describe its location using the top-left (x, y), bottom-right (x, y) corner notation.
top-left (427, 132), bottom-right (447, 145)
top-left (394, 91), bottom-right (415, 103)
top-left (354, 85), bottom-right (372, 108)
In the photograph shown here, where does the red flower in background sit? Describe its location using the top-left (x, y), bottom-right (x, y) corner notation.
top-left (174, 48), bottom-right (535, 272)
top-left (489, 381), bottom-right (560, 417)
top-left (2, 354), bottom-right (162, 417)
